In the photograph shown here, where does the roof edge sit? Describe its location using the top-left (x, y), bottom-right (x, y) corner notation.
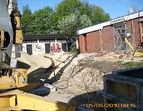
top-left (77, 10), bottom-right (143, 35)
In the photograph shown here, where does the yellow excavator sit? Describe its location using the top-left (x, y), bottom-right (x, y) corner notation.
top-left (0, 0), bottom-right (76, 110)
top-left (125, 37), bottom-right (143, 57)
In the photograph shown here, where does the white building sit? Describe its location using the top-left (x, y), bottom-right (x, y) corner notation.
top-left (22, 34), bottom-right (73, 55)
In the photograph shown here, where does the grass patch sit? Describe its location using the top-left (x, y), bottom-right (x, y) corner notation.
top-left (123, 61), bottom-right (143, 68)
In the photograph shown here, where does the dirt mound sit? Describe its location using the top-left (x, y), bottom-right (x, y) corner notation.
top-left (94, 52), bottom-right (133, 61)
top-left (54, 59), bottom-right (125, 95)
top-left (17, 52), bottom-right (52, 82)
top-left (17, 51), bottom-right (135, 107)
top-left (49, 53), bottom-right (126, 107)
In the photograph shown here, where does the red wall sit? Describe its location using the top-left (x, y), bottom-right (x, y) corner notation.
top-left (79, 31), bottom-right (100, 53)
top-left (126, 18), bottom-right (141, 49)
top-left (86, 31), bottom-right (100, 53)
top-left (101, 26), bottom-right (114, 52)
top-left (79, 34), bottom-right (86, 53)
top-left (78, 18), bottom-right (142, 53)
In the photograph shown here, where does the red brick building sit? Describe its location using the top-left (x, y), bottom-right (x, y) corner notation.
top-left (77, 11), bottom-right (143, 53)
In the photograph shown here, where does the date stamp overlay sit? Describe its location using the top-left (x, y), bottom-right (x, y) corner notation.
top-left (85, 103), bottom-right (142, 109)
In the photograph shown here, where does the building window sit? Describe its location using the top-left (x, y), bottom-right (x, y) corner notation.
top-left (114, 24), bottom-right (126, 50)
top-left (114, 24), bottom-right (126, 38)
top-left (26, 44), bottom-right (32, 55)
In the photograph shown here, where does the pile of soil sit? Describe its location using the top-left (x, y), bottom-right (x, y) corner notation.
top-left (17, 51), bottom-right (136, 110)
top-left (47, 53), bottom-right (131, 108)
top-left (53, 57), bottom-right (124, 93)
top-left (17, 52), bottom-right (52, 82)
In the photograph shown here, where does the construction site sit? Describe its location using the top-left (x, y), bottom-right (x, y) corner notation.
top-left (1, 0), bottom-right (143, 111)
top-left (15, 50), bottom-right (143, 111)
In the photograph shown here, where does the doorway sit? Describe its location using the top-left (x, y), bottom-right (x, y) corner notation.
top-left (26, 44), bottom-right (32, 55)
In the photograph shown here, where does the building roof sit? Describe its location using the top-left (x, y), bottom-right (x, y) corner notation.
top-left (77, 11), bottom-right (143, 35)
top-left (23, 34), bottom-right (71, 41)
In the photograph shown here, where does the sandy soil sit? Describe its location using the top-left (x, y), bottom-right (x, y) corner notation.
top-left (17, 51), bottom-right (140, 110)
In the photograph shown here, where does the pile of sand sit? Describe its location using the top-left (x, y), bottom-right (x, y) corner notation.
top-left (16, 51), bottom-right (135, 106)
top-left (94, 52), bottom-right (133, 61)
top-left (17, 51), bottom-right (52, 75)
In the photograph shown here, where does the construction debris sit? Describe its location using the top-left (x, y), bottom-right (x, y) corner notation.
top-left (17, 51), bottom-right (140, 109)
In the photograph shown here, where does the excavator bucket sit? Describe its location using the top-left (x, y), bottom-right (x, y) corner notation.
top-left (134, 49), bottom-right (143, 57)
top-left (125, 38), bottom-right (143, 57)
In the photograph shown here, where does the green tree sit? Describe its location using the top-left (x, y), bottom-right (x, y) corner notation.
top-left (21, 4), bottom-right (33, 34)
top-left (32, 7), bottom-right (54, 34)
top-left (54, 0), bottom-right (81, 33)
top-left (58, 13), bottom-right (92, 36)
top-left (79, 2), bottom-right (110, 24)
top-left (22, 4), bottom-right (32, 15)
top-left (55, 0), bottom-right (81, 20)
top-left (21, 1), bottom-right (110, 34)
top-left (91, 5), bottom-right (110, 24)
top-left (55, 0), bottom-right (110, 34)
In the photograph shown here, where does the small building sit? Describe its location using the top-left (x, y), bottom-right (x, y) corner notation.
top-left (22, 34), bottom-right (73, 55)
top-left (77, 11), bottom-right (143, 53)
